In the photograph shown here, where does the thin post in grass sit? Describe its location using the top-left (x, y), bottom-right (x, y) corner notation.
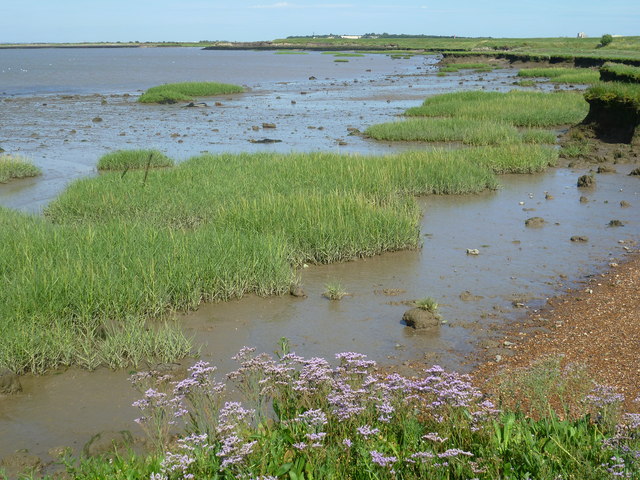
top-left (142, 152), bottom-right (153, 187)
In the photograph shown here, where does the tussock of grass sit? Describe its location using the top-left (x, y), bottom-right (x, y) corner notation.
top-left (0, 154), bottom-right (41, 183)
top-left (517, 67), bottom-right (599, 84)
top-left (365, 118), bottom-right (554, 146)
top-left (138, 82), bottom-right (244, 104)
top-left (97, 149), bottom-right (174, 171)
top-left (600, 62), bottom-right (640, 83)
top-left (405, 90), bottom-right (588, 127)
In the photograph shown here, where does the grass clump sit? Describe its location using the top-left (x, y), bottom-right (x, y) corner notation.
top-left (323, 281), bottom-right (348, 300)
top-left (600, 62), bottom-right (640, 83)
top-left (405, 90), bottom-right (588, 127)
top-left (57, 346), bottom-right (640, 479)
top-left (96, 149), bottom-right (174, 171)
top-left (415, 296), bottom-right (438, 312)
top-left (517, 67), bottom-right (600, 84)
top-left (0, 154), bottom-right (41, 183)
top-left (138, 82), bottom-right (244, 104)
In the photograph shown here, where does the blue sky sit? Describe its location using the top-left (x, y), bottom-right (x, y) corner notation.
top-left (0, 0), bottom-right (637, 43)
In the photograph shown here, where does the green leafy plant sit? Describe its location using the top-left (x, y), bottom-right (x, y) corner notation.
top-left (323, 281), bottom-right (348, 300)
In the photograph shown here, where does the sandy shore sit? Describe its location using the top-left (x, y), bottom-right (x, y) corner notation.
top-left (473, 247), bottom-right (640, 412)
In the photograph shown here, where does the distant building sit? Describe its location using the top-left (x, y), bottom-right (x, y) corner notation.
top-left (577, 32), bottom-right (588, 38)
top-left (341, 35), bottom-right (362, 39)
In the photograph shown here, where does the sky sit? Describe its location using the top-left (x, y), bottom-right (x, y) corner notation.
top-left (0, 0), bottom-right (638, 43)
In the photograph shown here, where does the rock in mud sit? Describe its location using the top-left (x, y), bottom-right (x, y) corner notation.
top-left (577, 174), bottom-right (596, 188)
top-left (184, 102), bottom-right (208, 108)
top-left (402, 308), bottom-right (440, 329)
top-left (580, 196), bottom-right (589, 203)
top-left (525, 217), bottom-right (545, 228)
top-left (597, 165), bottom-right (616, 174)
top-left (91, 116), bottom-right (103, 123)
top-left (570, 236), bottom-right (589, 242)
top-left (289, 284), bottom-right (307, 298)
top-left (608, 219), bottom-right (625, 227)
top-left (620, 200), bottom-right (631, 208)
top-left (0, 451), bottom-right (42, 478)
top-left (629, 167), bottom-right (640, 176)
top-left (466, 248), bottom-right (480, 255)
top-left (545, 192), bottom-right (554, 200)
top-left (459, 291), bottom-right (484, 301)
top-left (83, 430), bottom-right (134, 458)
top-left (262, 123), bottom-right (276, 129)
top-left (0, 368), bottom-right (22, 394)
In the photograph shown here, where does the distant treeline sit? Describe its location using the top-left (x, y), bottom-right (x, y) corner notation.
top-left (286, 33), bottom-right (463, 39)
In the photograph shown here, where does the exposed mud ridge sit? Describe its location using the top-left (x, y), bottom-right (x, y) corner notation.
top-left (581, 99), bottom-right (640, 145)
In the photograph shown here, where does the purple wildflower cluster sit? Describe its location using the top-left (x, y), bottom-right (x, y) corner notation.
top-left (135, 346), bottom-right (503, 479)
top-left (585, 384), bottom-right (625, 410)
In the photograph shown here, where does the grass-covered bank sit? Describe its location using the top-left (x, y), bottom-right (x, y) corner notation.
top-left (0, 154), bottom-right (41, 183)
top-left (365, 117), bottom-right (556, 146)
top-left (403, 91), bottom-right (588, 127)
top-left (138, 82), bottom-right (244, 104)
top-left (517, 67), bottom-right (600, 84)
top-left (43, 347), bottom-right (640, 480)
top-left (582, 82), bottom-right (640, 143)
top-left (0, 147), bottom-right (557, 374)
top-left (600, 63), bottom-right (640, 84)
top-left (365, 90), bottom-right (587, 146)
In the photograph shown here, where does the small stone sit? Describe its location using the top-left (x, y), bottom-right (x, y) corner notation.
top-left (262, 123), bottom-right (276, 129)
top-left (495, 355), bottom-right (502, 362)
top-left (466, 248), bottom-right (480, 255)
top-left (503, 341), bottom-right (515, 346)
top-left (545, 193), bottom-right (554, 200)
top-left (579, 196), bottom-right (589, 203)
top-left (92, 116), bottom-right (103, 123)
top-left (525, 217), bottom-right (545, 228)
top-left (289, 285), bottom-right (306, 298)
top-left (570, 236), bottom-right (589, 242)
top-left (620, 201), bottom-right (631, 208)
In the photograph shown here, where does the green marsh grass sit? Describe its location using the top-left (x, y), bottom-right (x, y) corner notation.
top-left (323, 281), bottom-right (348, 300)
top-left (365, 117), bottom-right (557, 146)
top-left (0, 154), bottom-right (41, 182)
top-left (96, 149), bottom-right (174, 171)
top-left (405, 90), bottom-right (588, 127)
top-left (517, 67), bottom-right (600, 84)
top-left (2, 147), bottom-right (557, 373)
top-left (138, 82), bottom-right (244, 104)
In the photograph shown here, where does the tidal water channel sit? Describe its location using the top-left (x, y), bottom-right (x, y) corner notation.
top-left (0, 48), bottom-right (638, 462)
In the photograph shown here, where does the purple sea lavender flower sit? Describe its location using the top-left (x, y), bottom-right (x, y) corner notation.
top-left (293, 442), bottom-right (308, 451)
top-left (585, 384), bottom-right (625, 410)
top-left (407, 451), bottom-right (435, 464)
top-left (336, 352), bottom-right (377, 375)
top-left (342, 438), bottom-right (353, 448)
top-left (357, 425), bottom-right (380, 438)
top-left (437, 448), bottom-right (474, 458)
top-left (370, 450), bottom-right (397, 468)
top-left (295, 409), bottom-right (328, 428)
top-left (422, 432), bottom-right (448, 443)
